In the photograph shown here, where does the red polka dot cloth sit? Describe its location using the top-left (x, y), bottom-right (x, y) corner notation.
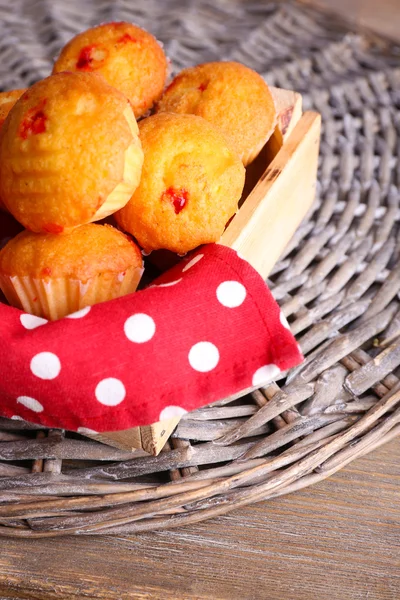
top-left (0, 241), bottom-right (303, 432)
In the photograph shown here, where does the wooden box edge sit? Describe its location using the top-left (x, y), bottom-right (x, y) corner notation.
top-left (87, 89), bottom-right (321, 455)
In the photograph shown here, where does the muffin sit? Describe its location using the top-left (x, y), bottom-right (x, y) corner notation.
top-left (0, 72), bottom-right (143, 233)
top-left (157, 61), bottom-right (276, 165)
top-left (52, 22), bottom-right (168, 118)
top-left (115, 112), bottom-right (245, 254)
top-left (0, 224), bottom-right (143, 320)
top-left (0, 89), bottom-right (27, 212)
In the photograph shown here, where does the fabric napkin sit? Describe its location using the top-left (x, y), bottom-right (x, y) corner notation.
top-left (0, 242), bottom-right (303, 432)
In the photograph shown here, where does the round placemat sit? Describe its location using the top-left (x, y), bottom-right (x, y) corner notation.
top-left (0, 0), bottom-right (399, 537)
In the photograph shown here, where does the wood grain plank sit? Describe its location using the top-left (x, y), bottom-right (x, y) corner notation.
top-left (0, 440), bottom-right (398, 600)
top-left (221, 111), bottom-right (321, 279)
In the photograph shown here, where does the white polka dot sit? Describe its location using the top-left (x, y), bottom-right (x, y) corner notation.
top-left (159, 406), bottom-right (187, 421)
top-left (66, 306), bottom-right (91, 319)
top-left (216, 281), bottom-right (247, 308)
top-left (17, 396), bottom-right (43, 413)
top-left (124, 313), bottom-right (156, 343)
top-left (11, 415), bottom-right (23, 420)
top-left (280, 312), bottom-right (291, 330)
top-left (252, 364), bottom-right (281, 387)
top-left (95, 378), bottom-right (126, 406)
top-left (188, 341), bottom-right (220, 373)
top-left (182, 254), bottom-right (204, 272)
top-left (20, 314), bottom-right (48, 330)
top-left (30, 352), bottom-right (61, 380)
top-left (156, 278), bottom-right (183, 288)
top-left (77, 427), bottom-right (98, 435)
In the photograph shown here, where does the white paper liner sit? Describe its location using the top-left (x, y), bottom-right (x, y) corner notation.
top-left (91, 106), bottom-right (143, 222)
top-left (0, 265), bottom-right (143, 320)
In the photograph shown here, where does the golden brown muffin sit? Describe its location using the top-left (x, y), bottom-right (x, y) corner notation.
top-left (0, 224), bottom-right (143, 320)
top-left (0, 72), bottom-right (143, 233)
top-left (52, 22), bottom-right (168, 118)
top-left (115, 112), bottom-right (245, 254)
top-left (157, 61), bottom-right (276, 165)
top-left (0, 89), bottom-right (27, 212)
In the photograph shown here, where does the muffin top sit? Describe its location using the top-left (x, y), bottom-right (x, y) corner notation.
top-left (0, 224), bottom-right (143, 281)
top-left (0, 89), bottom-right (27, 211)
top-left (0, 71), bottom-right (143, 233)
top-left (157, 61), bottom-right (276, 165)
top-left (53, 21), bottom-right (168, 118)
top-left (115, 112), bottom-right (245, 254)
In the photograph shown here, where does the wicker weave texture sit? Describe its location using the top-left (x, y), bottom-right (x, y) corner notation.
top-left (0, 0), bottom-right (399, 536)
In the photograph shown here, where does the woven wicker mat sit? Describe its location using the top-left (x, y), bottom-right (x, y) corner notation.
top-left (0, 0), bottom-right (399, 537)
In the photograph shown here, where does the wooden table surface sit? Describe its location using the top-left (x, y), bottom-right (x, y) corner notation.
top-left (0, 439), bottom-right (398, 600)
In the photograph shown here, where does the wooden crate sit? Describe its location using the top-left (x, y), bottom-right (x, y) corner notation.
top-left (86, 88), bottom-right (321, 455)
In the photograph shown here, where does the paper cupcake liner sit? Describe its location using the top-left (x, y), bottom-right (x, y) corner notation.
top-left (0, 265), bottom-right (143, 320)
top-left (92, 107), bottom-right (143, 222)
